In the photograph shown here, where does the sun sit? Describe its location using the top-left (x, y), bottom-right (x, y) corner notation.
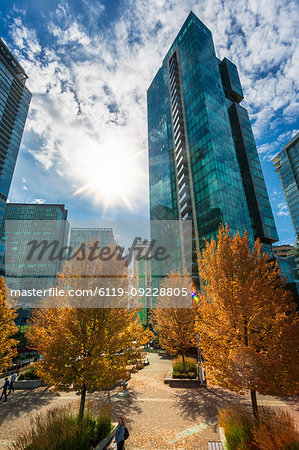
top-left (73, 137), bottom-right (141, 211)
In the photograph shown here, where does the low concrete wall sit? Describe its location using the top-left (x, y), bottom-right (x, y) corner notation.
top-left (219, 427), bottom-right (227, 449)
top-left (14, 379), bottom-right (42, 389)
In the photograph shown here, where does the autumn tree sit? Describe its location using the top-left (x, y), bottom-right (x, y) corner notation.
top-left (195, 225), bottom-right (299, 420)
top-left (28, 244), bottom-right (149, 422)
top-left (152, 272), bottom-right (196, 372)
top-left (0, 277), bottom-right (18, 374)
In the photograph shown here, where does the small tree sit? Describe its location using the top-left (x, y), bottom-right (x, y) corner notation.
top-left (152, 273), bottom-right (196, 372)
top-left (28, 249), bottom-right (149, 422)
top-left (0, 277), bottom-right (18, 374)
top-left (195, 225), bottom-right (299, 421)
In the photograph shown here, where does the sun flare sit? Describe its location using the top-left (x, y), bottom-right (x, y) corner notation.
top-left (73, 137), bottom-right (142, 211)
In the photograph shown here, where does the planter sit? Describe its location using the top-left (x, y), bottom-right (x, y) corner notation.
top-left (164, 367), bottom-right (205, 388)
top-left (14, 379), bottom-right (42, 389)
top-left (94, 423), bottom-right (117, 450)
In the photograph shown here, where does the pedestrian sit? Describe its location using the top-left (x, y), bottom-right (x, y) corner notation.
top-left (115, 417), bottom-right (125, 449)
top-left (9, 372), bottom-right (17, 394)
top-left (0, 378), bottom-right (10, 403)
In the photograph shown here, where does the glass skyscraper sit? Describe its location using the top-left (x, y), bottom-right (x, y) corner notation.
top-left (273, 133), bottom-right (299, 240)
top-left (69, 227), bottom-right (114, 249)
top-left (1, 203), bottom-right (69, 296)
top-left (0, 40), bottom-right (32, 256)
top-left (148, 12), bottom-right (278, 273)
top-left (273, 133), bottom-right (299, 283)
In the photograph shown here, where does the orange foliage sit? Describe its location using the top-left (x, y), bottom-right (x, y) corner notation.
top-left (195, 225), bottom-right (299, 397)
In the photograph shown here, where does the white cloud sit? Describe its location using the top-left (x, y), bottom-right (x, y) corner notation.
top-left (32, 198), bottom-right (46, 204)
top-left (8, 0), bottom-right (299, 213)
top-left (277, 202), bottom-right (290, 217)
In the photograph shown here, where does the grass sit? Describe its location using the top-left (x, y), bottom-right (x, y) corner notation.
top-left (18, 365), bottom-right (39, 380)
top-left (9, 404), bottom-right (113, 450)
top-left (218, 405), bottom-right (299, 450)
top-left (172, 356), bottom-right (197, 379)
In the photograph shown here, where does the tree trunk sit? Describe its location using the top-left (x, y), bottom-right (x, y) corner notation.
top-left (182, 353), bottom-right (186, 373)
top-left (250, 389), bottom-right (259, 422)
top-left (78, 385), bottom-right (86, 423)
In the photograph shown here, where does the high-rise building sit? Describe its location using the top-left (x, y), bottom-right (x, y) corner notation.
top-left (273, 133), bottom-right (299, 240)
top-left (69, 227), bottom-right (114, 249)
top-left (273, 244), bottom-right (294, 259)
top-left (133, 239), bottom-right (152, 325)
top-left (148, 12), bottom-right (278, 277)
top-left (1, 203), bottom-right (69, 300)
top-left (273, 133), bottom-right (299, 285)
top-left (0, 40), bottom-right (32, 256)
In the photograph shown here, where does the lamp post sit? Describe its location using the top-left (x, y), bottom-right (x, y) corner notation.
top-left (196, 333), bottom-right (204, 385)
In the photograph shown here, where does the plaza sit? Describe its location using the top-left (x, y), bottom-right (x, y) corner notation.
top-left (1, 353), bottom-right (298, 449)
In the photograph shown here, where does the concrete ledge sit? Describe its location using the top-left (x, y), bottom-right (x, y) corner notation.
top-left (14, 379), bottom-right (42, 389)
top-left (219, 427), bottom-right (227, 449)
top-left (94, 423), bottom-right (117, 450)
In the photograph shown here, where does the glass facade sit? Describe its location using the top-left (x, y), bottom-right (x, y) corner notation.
top-left (273, 133), bottom-right (299, 239)
top-left (148, 12), bottom-right (277, 273)
top-left (69, 227), bottom-right (114, 249)
top-left (1, 203), bottom-right (69, 295)
top-left (0, 40), bottom-right (31, 257)
top-left (273, 133), bottom-right (299, 283)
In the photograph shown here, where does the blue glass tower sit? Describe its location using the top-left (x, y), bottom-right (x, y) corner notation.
top-left (273, 133), bottom-right (299, 240)
top-left (148, 12), bottom-right (278, 271)
top-left (0, 39), bottom-right (32, 257)
top-left (273, 133), bottom-right (299, 283)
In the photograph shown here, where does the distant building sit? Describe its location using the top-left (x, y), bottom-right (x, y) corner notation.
top-left (273, 133), bottom-right (299, 240)
top-left (133, 239), bottom-right (151, 325)
top-left (69, 227), bottom-right (114, 249)
top-left (273, 244), bottom-right (294, 258)
top-left (0, 39), bottom-right (32, 258)
top-left (273, 133), bottom-right (299, 291)
top-left (1, 203), bottom-right (69, 302)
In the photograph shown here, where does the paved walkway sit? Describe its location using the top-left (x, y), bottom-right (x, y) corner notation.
top-left (0, 352), bottom-right (298, 449)
top-left (107, 353), bottom-right (299, 449)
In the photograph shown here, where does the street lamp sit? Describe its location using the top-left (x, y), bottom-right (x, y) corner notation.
top-left (196, 333), bottom-right (204, 385)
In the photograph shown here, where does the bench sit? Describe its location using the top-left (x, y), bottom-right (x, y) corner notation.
top-left (208, 442), bottom-right (223, 449)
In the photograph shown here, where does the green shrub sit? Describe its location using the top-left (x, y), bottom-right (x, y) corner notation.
top-left (18, 366), bottom-right (39, 380)
top-left (10, 405), bottom-right (112, 450)
top-left (94, 413), bottom-right (112, 443)
top-left (172, 356), bottom-right (197, 377)
top-left (218, 406), bottom-right (299, 450)
top-left (172, 371), bottom-right (197, 379)
top-left (218, 406), bottom-right (254, 450)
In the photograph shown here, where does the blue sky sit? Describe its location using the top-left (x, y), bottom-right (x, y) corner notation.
top-left (0, 0), bottom-right (298, 244)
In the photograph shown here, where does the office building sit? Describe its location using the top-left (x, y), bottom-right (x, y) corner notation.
top-left (148, 12), bottom-right (278, 280)
top-left (273, 133), bottom-right (299, 239)
top-left (0, 39), bottom-right (32, 257)
top-left (273, 133), bottom-right (299, 285)
top-left (273, 244), bottom-right (294, 258)
top-left (69, 227), bottom-right (114, 249)
top-left (133, 239), bottom-right (152, 325)
top-left (1, 203), bottom-right (69, 300)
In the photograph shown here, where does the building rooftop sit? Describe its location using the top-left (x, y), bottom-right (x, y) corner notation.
top-left (283, 132), bottom-right (299, 151)
top-left (0, 38), bottom-right (28, 81)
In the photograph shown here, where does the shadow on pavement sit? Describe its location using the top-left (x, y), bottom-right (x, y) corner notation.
top-left (0, 387), bottom-right (58, 424)
top-left (175, 386), bottom-right (247, 422)
top-left (110, 389), bottom-right (142, 426)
